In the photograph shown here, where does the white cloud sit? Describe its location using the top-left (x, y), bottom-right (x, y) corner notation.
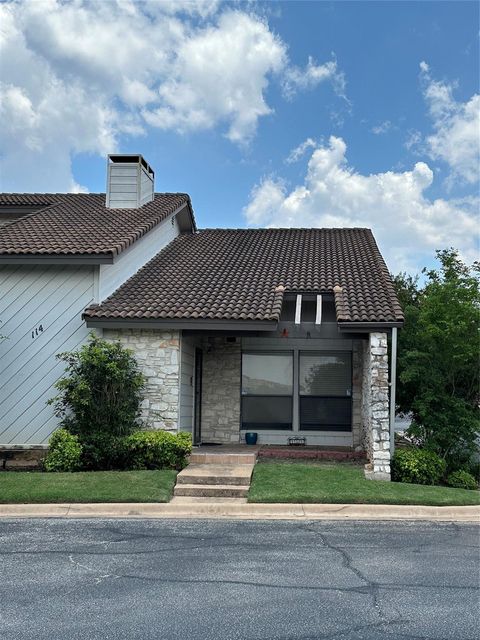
top-left (420, 62), bottom-right (480, 186)
top-left (244, 136), bottom-right (478, 273)
top-left (371, 120), bottom-right (392, 135)
top-left (0, 1), bottom-right (344, 190)
top-left (142, 11), bottom-right (287, 144)
top-left (404, 129), bottom-right (422, 152)
top-left (283, 56), bottom-right (346, 100)
top-left (285, 138), bottom-right (318, 163)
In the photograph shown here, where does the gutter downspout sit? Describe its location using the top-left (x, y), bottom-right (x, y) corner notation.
top-left (389, 327), bottom-right (398, 457)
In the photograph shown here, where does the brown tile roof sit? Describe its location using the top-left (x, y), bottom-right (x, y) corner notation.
top-left (0, 193), bottom-right (192, 257)
top-left (84, 228), bottom-right (404, 325)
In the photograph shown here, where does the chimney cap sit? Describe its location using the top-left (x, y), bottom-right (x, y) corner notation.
top-left (108, 154), bottom-right (154, 178)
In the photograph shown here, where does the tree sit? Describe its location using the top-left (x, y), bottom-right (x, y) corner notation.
top-left (391, 272), bottom-right (422, 412)
top-left (394, 249), bottom-right (480, 465)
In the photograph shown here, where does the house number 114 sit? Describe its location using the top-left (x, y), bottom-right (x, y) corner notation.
top-left (31, 325), bottom-right (44, 339)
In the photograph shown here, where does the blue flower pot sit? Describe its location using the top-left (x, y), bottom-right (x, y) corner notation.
top-left (245, 432), bottom-right (258, 445)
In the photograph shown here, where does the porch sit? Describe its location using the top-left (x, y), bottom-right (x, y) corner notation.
top-left (104, 324), bottom-right (393, 480)
top-left (194, 333), bottom-right (364, 449)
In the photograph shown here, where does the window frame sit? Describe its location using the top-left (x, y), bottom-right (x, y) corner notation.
top-left (240, 351), bottom-right (294, 431)
top-left (298, 350), bottom-right (353, 432)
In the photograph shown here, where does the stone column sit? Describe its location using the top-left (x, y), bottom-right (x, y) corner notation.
top-left (362, 332), bottom-right (391, 480)
top-left (103, 328), bottom-right (180, 432)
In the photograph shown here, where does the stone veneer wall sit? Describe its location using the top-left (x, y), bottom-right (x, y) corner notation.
top-left (362, 332), bottom-right (391, 480)
top-left (103, 329), bottom-right (180, 432)
top-left (201, 337), bottom-right (241, 443)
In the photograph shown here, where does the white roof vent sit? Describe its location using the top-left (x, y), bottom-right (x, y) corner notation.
top-left (106, 154), bottom-right (154, 209)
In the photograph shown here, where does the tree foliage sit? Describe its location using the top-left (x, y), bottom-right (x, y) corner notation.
top-left (393, 249), bottom-right (480, 464)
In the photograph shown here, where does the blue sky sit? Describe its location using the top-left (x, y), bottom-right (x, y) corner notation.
top-left (1, 1), bottom-right (478, 274)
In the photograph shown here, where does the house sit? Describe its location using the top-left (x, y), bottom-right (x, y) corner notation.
top-left (0, 155), bottom-right (403, 479)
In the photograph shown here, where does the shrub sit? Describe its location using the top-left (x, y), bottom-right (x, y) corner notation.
top-left (49, 334), bottom-right (145, 469)
top-left (44, 429), bottom-right (82, 472)
top-left (121, 431), bottom-right (192, 470)
top-left (445, 470), bottom-right (478, 491)
top-left (49, 334), bottom-right (145, 440)
top-left (79, 432), bottom-right (124, 471)
top-left (391, 448), bottom-right (446, 485)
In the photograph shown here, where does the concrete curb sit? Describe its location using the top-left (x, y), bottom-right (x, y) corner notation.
top-left (0, 503), bottom-right (479, 521)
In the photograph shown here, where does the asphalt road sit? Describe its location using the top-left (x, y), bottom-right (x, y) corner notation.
top-left (0, 519), bottom-right (479, 640)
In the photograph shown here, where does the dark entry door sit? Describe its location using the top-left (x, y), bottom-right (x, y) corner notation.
top-left (193, 348), bottom-right (203, 445)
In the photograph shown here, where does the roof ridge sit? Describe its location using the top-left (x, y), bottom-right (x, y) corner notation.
top-left (196, 227), bottom-right (373, 232)
top-left (0, 192), bottom-right (190, 198)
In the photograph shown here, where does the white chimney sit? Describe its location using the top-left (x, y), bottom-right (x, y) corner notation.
top-left (106, 154), bottom-right (154, 209)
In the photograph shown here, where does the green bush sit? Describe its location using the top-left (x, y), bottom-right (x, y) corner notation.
top-left (121, 430), bottom-right (192, 470)
top-left (44, 429), bottom-right (82, 472)
top-left (49, 334), bottom-right (146, 469)
top-left (391, 448), bottom-right (446, 485)
top-left (79, 432), bottom-right (123, 471)
top-left (445, 470), bottom-right (478, 491)
top-left (49, 334), bottom-right (145, 440)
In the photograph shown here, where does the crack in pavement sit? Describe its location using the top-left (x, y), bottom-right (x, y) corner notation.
top-left (299, 522), bottom-right (408, 630)
top-left (68, 554), bottom-right (120, 585)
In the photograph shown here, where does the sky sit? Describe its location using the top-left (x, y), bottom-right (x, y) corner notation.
top-left (0, 0), bottom-right (479, 275)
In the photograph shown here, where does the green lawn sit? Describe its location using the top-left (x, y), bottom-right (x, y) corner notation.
top-left (248, 461), bottom-right (480, 506)
top-left (0, 470), bottom-right (177, 503)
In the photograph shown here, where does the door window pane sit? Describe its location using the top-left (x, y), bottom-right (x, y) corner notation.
top-left (242, 353), bottom-right (293, 396)
top-left (299, 352), bottom-right (351, 397)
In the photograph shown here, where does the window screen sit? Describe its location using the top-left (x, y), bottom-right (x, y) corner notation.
top-left (300, 398), bottom-right (352, 430)
top-left (299, 351), bottom-right (352, 431)
top-left (242, 397), bottom-right (293, 430)
top-left (242, 353), bottom-right (293, 395)
top-left (299, 352), bottom-right (351, 397)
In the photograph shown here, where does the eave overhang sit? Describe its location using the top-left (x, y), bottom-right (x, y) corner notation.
top-left (84, 317), bottom-right (279, 332)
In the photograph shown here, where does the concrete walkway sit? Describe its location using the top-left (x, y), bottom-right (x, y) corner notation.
top-left (0, 502), bottom-right (478, 521)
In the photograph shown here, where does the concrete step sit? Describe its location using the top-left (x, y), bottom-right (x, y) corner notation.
top-left (189, 452), bottom-right (257, 465)
top-left (176, 464), bottom-right (253, 486)
top-left (173, 483), bottom-right (249, 498)
top-left (169, 496), bottom-right (248, 504)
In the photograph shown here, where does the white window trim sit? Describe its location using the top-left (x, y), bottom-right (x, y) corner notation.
top-left (295, 294), bottom-right (302, 325)
top-left (315, 294), bottom-right (322, 325)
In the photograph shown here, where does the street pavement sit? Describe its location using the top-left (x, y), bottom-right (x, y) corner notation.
top-left (0, 518), bottom-right (478, 639)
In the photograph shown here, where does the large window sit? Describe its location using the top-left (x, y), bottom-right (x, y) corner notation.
top-left (241, 352), bottom-right (293, 430)
top-left (299, 352), bottom-right (352, 431)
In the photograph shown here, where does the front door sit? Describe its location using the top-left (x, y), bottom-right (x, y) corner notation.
top-left (193, 348), bottom-right (203, 445)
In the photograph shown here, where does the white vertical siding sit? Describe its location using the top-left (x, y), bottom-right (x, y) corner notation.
top-left (0, 265), bottom-right (95, 444)
top-left (98, 215), bottom-right (181, 302)
top-left (107, 164), bottom-right (139, 208)
top-left (179, 335), bottom-right (198, 434)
